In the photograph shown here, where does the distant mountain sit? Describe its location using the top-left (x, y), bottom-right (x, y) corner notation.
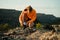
top-left (36, 13), bottom-right (60, 25)
top-left (36, 13), bottom-right (57, 24)
top-left (0, 9), bottom-right (21, 27)
top-left (0, 9), bottom-right (60, 27)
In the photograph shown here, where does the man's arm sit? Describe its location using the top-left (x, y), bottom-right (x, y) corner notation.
top-left (19, 12), bottom-right (24, 26)
top-left (27, 10), bottom-right (36, 23)
top-left (31, 13), bottom-right (36, 22)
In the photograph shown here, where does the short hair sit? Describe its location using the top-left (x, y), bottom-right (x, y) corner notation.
top-left (29, 6), bottom-right (33, 12)
top-left (24, 9), bottom-right (27, 11)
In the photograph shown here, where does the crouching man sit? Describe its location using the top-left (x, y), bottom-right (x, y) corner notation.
top-left (19, 6), bottom-right (36, 29)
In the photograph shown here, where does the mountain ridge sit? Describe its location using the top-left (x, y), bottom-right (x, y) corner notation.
top-left (0, 9), bottom-right (60, 27)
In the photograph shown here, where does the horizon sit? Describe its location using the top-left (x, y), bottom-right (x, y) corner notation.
top-left (0, 8), bottom-right (58, 18)
top-left (0, 0), bottom-right (60, 17)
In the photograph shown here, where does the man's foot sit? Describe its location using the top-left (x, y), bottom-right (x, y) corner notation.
top-left (23, 27), bottom-right (36, 36)
top-left (29, 27), bottom-right (36, 33)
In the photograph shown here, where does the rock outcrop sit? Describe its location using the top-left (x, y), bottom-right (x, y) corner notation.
top-left (1, 27), bottom-right (60, 40)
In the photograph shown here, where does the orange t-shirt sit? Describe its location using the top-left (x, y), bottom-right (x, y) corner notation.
top-left (19, 8), bottom-right (36, 24)
top-left (27, 9), bottom-right (36, 22)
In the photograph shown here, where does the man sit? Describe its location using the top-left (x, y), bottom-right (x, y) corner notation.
top-left (19, 6), bottom-right (36, 29)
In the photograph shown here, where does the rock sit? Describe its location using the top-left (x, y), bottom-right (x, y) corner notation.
top-left (49, 35), bottom-right (58, 40)
top-left (26, 30), bottom-right (58, 40)
top-left (1, 27), bottom-right (60, 40)
top-left (26, 30), bottom-right (41, 40)
top-left (39, 31), bottom-right (58, 40)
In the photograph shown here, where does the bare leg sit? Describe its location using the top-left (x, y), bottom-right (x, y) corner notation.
top-left (29, 22), bottom-right (34, 29)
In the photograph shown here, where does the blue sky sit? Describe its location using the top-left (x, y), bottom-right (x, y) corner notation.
top-left (0, 0), bottom-right (60, 17)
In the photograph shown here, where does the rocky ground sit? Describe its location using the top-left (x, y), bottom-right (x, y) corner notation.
top-left (0, 27), bottom-right (60, 40)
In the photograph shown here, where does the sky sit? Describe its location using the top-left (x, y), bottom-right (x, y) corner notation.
top-left (0, 0), bottom-right (60, 17)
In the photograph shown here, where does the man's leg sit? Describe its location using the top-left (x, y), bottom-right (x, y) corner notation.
top-left (29, 22), bottom-right (34, 29)
top-left (23, 22), bottom-right (27, 29)
top-left (28, 22), bottom-right (36, 32)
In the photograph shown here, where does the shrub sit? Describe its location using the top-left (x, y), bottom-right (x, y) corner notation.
top-left (36, 23), bottom-right (42, 29)
top-left (0, 23), bottom-right (11, 31)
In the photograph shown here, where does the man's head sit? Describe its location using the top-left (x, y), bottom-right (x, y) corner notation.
top-left (29, 6), bottom-right (33, 12)
top-left (24, 5), bottom-right (33, 12)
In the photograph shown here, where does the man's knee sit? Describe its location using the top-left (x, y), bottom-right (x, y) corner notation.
top-left (29, 22), bottom-right (34, 28)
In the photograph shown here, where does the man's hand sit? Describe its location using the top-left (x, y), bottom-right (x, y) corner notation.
top-left (20, 23), bottom-right (23, 27)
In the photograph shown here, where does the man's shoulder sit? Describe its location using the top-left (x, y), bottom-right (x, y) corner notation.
top-left (32, 9), bottom-right (36, 13)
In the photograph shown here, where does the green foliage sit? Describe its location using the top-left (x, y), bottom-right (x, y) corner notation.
top-left (36, 23), bottom-right (42, 29)
top-left (0, 23), bottom-right (12, 31)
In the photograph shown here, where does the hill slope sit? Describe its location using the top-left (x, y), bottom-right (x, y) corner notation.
top-left (0, 9), bottom-right (60, 27)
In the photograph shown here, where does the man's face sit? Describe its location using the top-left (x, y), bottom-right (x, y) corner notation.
top-left (24, 6), bottom-right (32, 14)
top-left (24, 8), bottom-right (29, 14)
